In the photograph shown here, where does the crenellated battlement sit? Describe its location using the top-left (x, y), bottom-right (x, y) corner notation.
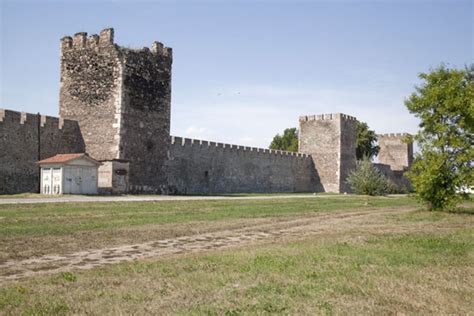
top-left (0, 109), bottom-right (78, 130)
top-left (378, 133), bottom-right (412, 139)
top-left (151, 41), bottom-right (173, 57)
top-left (61, 28), bottom-right (115, 51)
top-left (99, 28), bottom-right (114, 46)
top-left (299, 113), bottom-right (357, 122)
top-left (73, 32), bottom-right (87, 48)
top-left (170, 136), bottom-right (310, 158)
top-left (60, 28), bottom-right (172, 59)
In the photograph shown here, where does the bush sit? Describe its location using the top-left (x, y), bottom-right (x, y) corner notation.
top-left (408, 151), bottom-right (463, 210)
top-left (386, 180), bottom-right (401, 194)
top-left (347, 158), bottom-right (389, 196)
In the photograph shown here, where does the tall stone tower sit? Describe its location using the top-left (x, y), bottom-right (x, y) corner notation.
top-left (299, 113), bottom-right (357, 193)
top-left (59, 28), bottom-right (172, 193)
top-left (378, 133), bottom-right (413, 170)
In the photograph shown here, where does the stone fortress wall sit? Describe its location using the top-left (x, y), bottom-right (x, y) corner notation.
top-left (167, 136), bottom-right (318, 194)
top-left (0, 109), bottom-right (85, 194)
top-left (0, 107), bottom-right (411, 195)
top-left (0, 28), bottom-right (413, 195)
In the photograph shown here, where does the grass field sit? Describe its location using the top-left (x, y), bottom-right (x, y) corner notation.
top-left (0, 195), bottom-right (473, 314)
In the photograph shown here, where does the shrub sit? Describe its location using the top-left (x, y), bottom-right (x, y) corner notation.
top-left (347, 157), bottom-right (389, 196)
top-left (386, 180), bottom-right (401, 194)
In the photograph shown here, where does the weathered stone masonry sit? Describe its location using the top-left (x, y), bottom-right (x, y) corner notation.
top-left (0, 109), bottom-right (84, 194)
top-left (167, 137), bottom-right (317, 194)
top-left (0, 28), bottom-right (413, 194)
top-left (374, 133), bottom-right (413, 191)
top-left (59, 28), bottom-right (172, 193)
top-left (378, 133), bottom-right (413, 170)
top-left (299, 114), bottom-right (357, 193)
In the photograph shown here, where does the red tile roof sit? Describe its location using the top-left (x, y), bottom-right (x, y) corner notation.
top-left (38, 153), bottom-right (97, 164)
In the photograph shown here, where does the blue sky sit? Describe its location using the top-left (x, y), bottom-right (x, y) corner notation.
top-left (1, 0), bottom-right (472, 148)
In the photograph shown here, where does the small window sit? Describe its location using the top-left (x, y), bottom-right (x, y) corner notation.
top-left (43, 168), bottom-right (51, 171)
top-left (204, 171), bottom-right (209, 178)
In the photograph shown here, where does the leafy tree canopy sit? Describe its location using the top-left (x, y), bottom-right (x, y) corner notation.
top-left (405, 64), bottom-right (474, 211)
top-left (269, 128), bottom-right (299, 152)
top-left (356, 121), bottom-right (380, 160)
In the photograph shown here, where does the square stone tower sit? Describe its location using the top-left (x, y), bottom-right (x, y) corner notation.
top-left (59, 28), bottom-right (172, 193)
top-left (378, 133), bottom-right (413, 170)
top-left (299, 113), bottom-right (357, 193)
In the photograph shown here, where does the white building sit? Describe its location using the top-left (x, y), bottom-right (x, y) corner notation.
top-left (38, 153), bottom-right (101, 195)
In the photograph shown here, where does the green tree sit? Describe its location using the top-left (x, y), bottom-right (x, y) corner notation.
top-left (346, 156), bottom-right (389, 195)
top-left (356, 121), bottom-right (380, 160)
top-left (405, 64), bottom-right (474, 211)
top-left (269, 128), bottom-right (299, 152)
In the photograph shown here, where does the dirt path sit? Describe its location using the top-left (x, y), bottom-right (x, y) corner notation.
top-left (0, 194), bottom-right (324, 205)
top-left (0, 194), bottom-right (408, 204)
top-left (0, 208), bottom-right (426, 283)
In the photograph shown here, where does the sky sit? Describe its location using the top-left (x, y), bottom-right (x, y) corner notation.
top-left (1, 0), bottom-right (472, 149)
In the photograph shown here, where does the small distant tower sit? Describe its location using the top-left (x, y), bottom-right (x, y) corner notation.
top-left (59, 28), bottom-right (173, 193)
top-left (299, 113), bottom-right (357, 193)
top-left (378, 133), bottom-right (413, 170)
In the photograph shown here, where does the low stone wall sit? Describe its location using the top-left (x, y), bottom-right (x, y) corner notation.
top-left (373, 163), bottom-right (411, 192)
top-left (0, 109), bottom-right (85, 194)
top-left (167, 136), bottom-right (319, 194)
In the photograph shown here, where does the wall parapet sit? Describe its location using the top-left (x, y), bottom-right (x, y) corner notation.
top-left (378, 133), bottom-right (412, 138)
top-left (0, 108), bottom-right (76, 130)
top-left (60, 28), bottom-right (172, 58)
top-left (151, 41), bottom-right (173, 57)
top-left (170, 136), bottom-right (310, 158)
top-left (62, 28), bottom-right (115, 50)
top-left (299, 113), bottom-right (357, 122)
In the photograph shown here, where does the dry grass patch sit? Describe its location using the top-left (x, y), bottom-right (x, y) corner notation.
top-left (1, 206), bottom-right (473, 315)
top-left (0, 196), bottom-right (417, 262)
